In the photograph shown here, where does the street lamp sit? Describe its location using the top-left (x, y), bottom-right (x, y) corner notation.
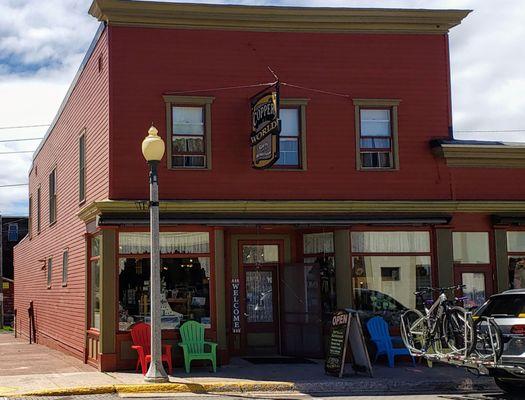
top-left (141, 125), bottom-right (169, 382)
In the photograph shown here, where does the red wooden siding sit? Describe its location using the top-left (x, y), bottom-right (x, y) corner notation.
top-left (13, 27), bottom-right (110, 359)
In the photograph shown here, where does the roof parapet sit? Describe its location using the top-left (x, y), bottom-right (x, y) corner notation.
top-left (89, 0), bottom-right (471, 34)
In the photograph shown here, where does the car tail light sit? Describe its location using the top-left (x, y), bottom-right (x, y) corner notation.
top-left (511, 325), bottom-right (525, 335)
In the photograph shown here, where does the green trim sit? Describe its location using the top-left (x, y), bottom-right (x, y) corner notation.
top-left (335, 229), bottom-right (352, 308)
top-left (89, 0), bottom-right (470, 34)
top-left (214, 229), bottom-right (227, 351)
top-left (100, 229), bottom-right (116, 354)
top-left (433, 143), bottom-right (525, 168)
top-left (436, 228), bottom-right (453, 288)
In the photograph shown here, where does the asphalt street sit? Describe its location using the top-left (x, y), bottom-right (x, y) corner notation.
top-left (10, 392), bottom-right (521, 400)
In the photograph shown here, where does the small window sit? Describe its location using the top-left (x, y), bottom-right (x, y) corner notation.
top-left (49, 169), bottom-right (57, 224)
top-left (36, 187), bottom-right (41, 233)
top-left (47, 257), bottom-right (53, 288)
top-left (8, 223), bottom-right (18, 242)
top-left (453, 232), bottom-right (490, 264)
top-left (28, 195), bottom-right (33, 238)
top-left (164, 96), bottom-right (214, 170)
top-left (354, 99), bottom-right (400, 170)
top-left (79, 133), bottom-right (86, 203)
top-left (274, 107), bottom-right (301, 168)
top-left (62, 250), bottom-right (68, 286)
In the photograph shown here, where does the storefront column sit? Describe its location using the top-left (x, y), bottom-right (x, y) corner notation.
top-left (334, 229), bottom-right (352, 308)
top-left (494, 229), bottom-right (508, 293)
top-left (99, 228), bottom-right (117, 371)
top-left (214, 228), bottom-right (228, 362)
top-left (436, 228), bottom-right (454, 288)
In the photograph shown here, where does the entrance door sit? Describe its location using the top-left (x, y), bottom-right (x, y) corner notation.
top-left (240, 242), bottom-right (281, 355)
top-left (454, 265), bottom-right (493, 309)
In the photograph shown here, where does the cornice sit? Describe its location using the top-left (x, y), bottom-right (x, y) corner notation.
top-left (89, 0), bottom-right (470, 34)
top-left (78, 199), bottom-right (525, 222)
top-left (433, 143), bottom-right (525, 168)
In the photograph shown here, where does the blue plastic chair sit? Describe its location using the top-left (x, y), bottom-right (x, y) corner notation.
top-left (367, 316), bottom-right (415, 368)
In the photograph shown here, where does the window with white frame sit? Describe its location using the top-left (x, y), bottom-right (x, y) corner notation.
top-left (274, 107), bottom-right (301, 168)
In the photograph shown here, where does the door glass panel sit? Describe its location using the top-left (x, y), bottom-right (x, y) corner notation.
top-left (242, 245), bottom-right (279, 264)
top-left (462, 272), bottom-right (486, 308)
top-left (246, 270), bottom-right (273, 322)
top-left (509, 256), bottom-right (525, 289)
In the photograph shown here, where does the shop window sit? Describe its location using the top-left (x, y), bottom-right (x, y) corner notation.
top-left (90, 235), bottom-right (101, 330)
top-left (506, 232), bottom-right (525, 289)
top-left (49, 168), bottom-right (57, 224)
top-left (119, 232), bottom-right (209, 254)
top-left (163, 95), bottom-right (214, 170)
top-left (118, 257), bottom-right (211, 331)
top-left (351, 231), bottom-right (432, 326)
top-left (353, 99), bottom-right (400, 170)
top-left (303, 232), bottom-right (336, 322)
top-left (452, 232), bottom-right (490, 264)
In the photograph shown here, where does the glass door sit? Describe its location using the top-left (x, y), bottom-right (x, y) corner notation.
top-left (454, 265), bottom-right (493, 309)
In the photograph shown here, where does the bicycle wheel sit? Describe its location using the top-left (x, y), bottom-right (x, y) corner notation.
top-left (472, 316), bottom-right (503, 361)
top-left (442, 306), bottom-right (474, 354)
top-left (401, 309), bottom-right (428, 355)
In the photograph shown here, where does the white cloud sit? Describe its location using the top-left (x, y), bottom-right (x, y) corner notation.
top-left (0, 0), bottom-right (524, 215)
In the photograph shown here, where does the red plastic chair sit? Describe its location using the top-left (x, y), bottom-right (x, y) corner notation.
top-left (131, 322), bottom-right (173, 375)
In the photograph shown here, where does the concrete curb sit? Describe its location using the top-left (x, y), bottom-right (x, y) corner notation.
top-left (6, 381), bottom-right (295, 397)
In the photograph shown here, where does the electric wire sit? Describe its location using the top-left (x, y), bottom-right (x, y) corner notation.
top-left (0, 138), bottom-right (43, 143)
top-left (0, 124), bottom-right (49, 130)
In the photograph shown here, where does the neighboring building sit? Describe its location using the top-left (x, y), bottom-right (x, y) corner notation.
top-left (1, 216), bottom-right (28, 326)
top-left (13, 0), bottom-right (525, 371)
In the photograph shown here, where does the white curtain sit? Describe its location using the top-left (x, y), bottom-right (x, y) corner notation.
top-left (303, 232), bottom-right (334, 254)
top-left (351, 231), bottom-right (430, 253)
top-left (119, 232), bottom-right (209, 254)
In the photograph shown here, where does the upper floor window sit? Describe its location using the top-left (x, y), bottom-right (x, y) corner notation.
top-left (62, 249), bottom-right (69, 286)
top-left (354, 99), bottom-right (400, 170)
top-left (272, 99), bottom-right (308, 170)
top-left (28, 195), bottom-right (33, 239)
top-left (7, 223), bottom-right (18, 242)
top-left (36, 187), bottom-right (41, 233)
top-left (49, 168), bottom-right (57, 224)
top-left (163, 95), bottom-right (214, 170)
top-left (79, 132), bottom-right (86, 203)
top-left (47, 257), bottom-right (53, 288)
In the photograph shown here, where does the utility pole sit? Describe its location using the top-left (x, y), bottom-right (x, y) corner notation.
top-left (0, 214), bottom-right (4, 329)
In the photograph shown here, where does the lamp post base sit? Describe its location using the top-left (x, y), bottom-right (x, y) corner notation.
top-left (144, 362), bottom-right (169, 383)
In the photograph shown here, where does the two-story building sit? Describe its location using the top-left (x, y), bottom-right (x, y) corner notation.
top-left (14, 0), bottom-right (525, 372)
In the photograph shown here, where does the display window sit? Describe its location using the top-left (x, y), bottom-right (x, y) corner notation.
top-left (350, 231), bottom-right (432, 327)
top-left (507, 231), bottom-right (525, 290)
top-left (117, 232), bottom-right (212, 332)
top-left (89, 235), bottom-right (101, 330)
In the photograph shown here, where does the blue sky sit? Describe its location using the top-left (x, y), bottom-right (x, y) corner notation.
top-left (1, 0), bottom-right (525, 216)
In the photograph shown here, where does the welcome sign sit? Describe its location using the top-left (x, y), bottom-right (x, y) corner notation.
top-left (250, 83), bottom-right (281, 169)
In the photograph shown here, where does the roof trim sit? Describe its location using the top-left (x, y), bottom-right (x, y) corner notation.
top-left (89, 0), bottom-right (470, 34)
top-left (30, 23), bottom-right (106, 172)
top-left (431, 139), bottom-right (525, 168)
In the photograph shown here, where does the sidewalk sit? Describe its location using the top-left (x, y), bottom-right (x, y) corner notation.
top-left (0, 332), bottom-right (497, 396)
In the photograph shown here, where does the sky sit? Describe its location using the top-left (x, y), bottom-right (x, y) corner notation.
top-left (0, 0), bottom-right (524, 216)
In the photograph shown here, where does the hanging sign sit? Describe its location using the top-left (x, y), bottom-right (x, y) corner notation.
top-left (325, 309), bottom-right (373, 378)
top-left (250, 83), bottom-right (281, 169)
top-left (231, 278), bottom-right (241, 333)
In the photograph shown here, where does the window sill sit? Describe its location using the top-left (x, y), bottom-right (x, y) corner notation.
top-left (79, 198), bottom-right (86, 207)
top-left (49, 220), bottom-right (57, 227)
top-left (168, 167), bottom-right (210, 171)
top-left (358, 167), bottom-right (398, 172)
top-left (267, 167), bottom-right (305, 172)
top-left (62, 283), bottom-right (67, 287)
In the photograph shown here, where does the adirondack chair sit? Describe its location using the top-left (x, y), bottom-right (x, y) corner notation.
top-left (179, 320), bottom-right (217, 373)
top-left (130, 322), bottom-right (173, 375)
top-left (366, 316), bottom-right (415, 368)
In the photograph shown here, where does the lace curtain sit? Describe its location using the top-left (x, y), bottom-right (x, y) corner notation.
top-left (119, 232), bottom-right (210, 254)
top-left (303, 232), bottom-right (334, 254)
top-left (351, 231), bottom-right (430, 253)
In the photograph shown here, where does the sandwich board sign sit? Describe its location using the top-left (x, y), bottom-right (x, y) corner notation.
top-left (325, 309), bottom-right (373, 378)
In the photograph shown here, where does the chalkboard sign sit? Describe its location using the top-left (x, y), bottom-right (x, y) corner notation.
top-left (325, 310), bottom-right (351, 377)
top-left (325, 309), bottom-right (373, 378)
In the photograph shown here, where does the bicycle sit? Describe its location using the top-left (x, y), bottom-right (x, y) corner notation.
top-left (400, 285), bottom-right (475, 357)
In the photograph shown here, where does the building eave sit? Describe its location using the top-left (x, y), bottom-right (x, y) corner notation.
top-left (89, 0), bottom-right (470, 34)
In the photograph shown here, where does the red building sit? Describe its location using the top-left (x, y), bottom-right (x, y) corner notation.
top-left (14, 0), bottom-right (525, 371)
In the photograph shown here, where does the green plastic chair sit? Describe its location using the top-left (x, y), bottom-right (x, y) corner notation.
top-left (178, 320), bottom-right (217, 373)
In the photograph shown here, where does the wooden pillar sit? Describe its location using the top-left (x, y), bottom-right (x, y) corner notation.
top-left (436, 228), bottom-right (454, 288)
top-left (99, 228), bottom-right (117, 371)
top-left (334, 229), bottom-right (352, 309)
top-left (214, 228), bottom-right (228, 361)
top-left (494, 229), bottom-right (508, 293)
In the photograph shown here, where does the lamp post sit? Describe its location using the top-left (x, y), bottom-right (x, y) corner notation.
top-left (141, 125), bottom-right (169, 382)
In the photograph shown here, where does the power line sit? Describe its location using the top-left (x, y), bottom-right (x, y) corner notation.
top-left (0, 137), bottom-right (43, 143)
top-left (0, 183), bottom-right (27, 188)
top-left (0, 124), bottom-right (49, 130)
top-left (455, 129), bottom-right (525, 133)
top-left (0, 150), bottom-right (34, 155)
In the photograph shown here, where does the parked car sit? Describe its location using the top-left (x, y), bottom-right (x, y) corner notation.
top-left (475, 289), bottom-right (525, 394)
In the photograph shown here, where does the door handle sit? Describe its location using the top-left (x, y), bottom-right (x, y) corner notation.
top-left (243, 313), bottom-right (249, 317)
